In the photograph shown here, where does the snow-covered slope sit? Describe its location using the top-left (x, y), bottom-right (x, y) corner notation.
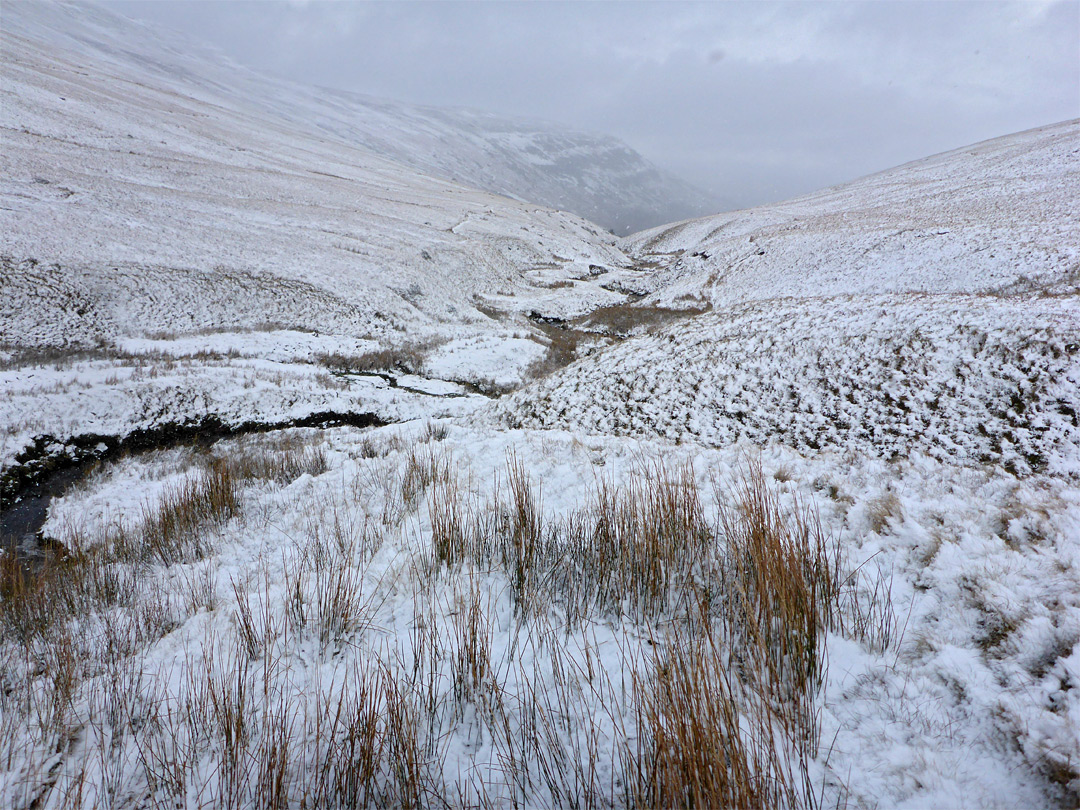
top-left (500, 294), bottom-right (1080, 476)
top-left (1, 1), bottom-right (715, 235)
top-left (622, 120), bottom-right (1079, 308)
top-left (503, 122), bottom-right (1080, 475)
top-left (0, 1), bottom-right (645, 352)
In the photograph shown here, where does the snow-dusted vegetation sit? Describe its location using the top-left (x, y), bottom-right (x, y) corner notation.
top-left (502, 294), bottom-right (1080, 477)
top-left (1, 3), bottom-right (1078, 809)
top-left (5, 425), bottom-right (1078, 808)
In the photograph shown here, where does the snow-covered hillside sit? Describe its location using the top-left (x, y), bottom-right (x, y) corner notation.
top-left (622, 120), bottom-right (1079, 308)
top-left (500, 294), bottom-right (1080, 476)
top-left (1, 2), bottom-right (649, 351)
top-left (502, 119), bottom-right (1080, 472)
top-left (1, 2), bottom-right (715, 235)
top-left (488, 120), bottom-right (1080, 808)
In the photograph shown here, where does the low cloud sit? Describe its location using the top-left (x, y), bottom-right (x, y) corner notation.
top-left (104, 0), bottom-right (1079, 209)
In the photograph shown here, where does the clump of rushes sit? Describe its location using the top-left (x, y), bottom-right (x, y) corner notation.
top-left (224, 432), bottom-right (328, 485)
top-left (428, 456), bottom-right (715, 622)
top-left (630, 622), bottom-right (790, 809)
top-left (316, 338), bottom-right (443, 377)
top-left (132, 459), bottom-right (238, 565)
top-left (717, 460), bottom-right (841, 703)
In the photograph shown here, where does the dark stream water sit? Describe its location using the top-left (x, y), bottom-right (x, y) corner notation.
top-left (0, 411), bottom-right (387, 565)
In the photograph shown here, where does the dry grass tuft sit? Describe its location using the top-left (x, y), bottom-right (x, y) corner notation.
top-left (718, 461), bottom-right (841, 701)
top-left (132, 459), bottom-right (238, 565)
top-left (625, 462), bottom-right (847, 810)
top-left (428, 456), bottom-right (714, 621)
top-left (401, 444), bottom-right (454, 511)
top-left (630, 624), bottom-right (793, 809)
top-left (224, 433), bottom-right (328, 485)
top-left (866, 492), bottom-right (902, 534)
top-left (316, 339), bottom-right (443, 377)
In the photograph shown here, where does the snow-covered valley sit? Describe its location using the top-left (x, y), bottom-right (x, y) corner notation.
top-left (1, 3), bottom-right (1078, 809)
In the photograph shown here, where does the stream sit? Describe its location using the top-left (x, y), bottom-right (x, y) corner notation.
top-left (0, 363), bottom-right (502, 567)
top-left (0, 410), bottom-right (387, 566)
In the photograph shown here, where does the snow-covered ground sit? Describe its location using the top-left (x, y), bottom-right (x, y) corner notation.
top-left (500, 293), bottom-right (1080, 478)
top-left (0, 338), bottom-right (487, 471)
top-left (3, 424), bottom-right (1075, 808)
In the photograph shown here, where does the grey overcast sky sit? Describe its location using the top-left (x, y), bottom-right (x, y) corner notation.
top-left (103, 0), bottom-right (1079, 208)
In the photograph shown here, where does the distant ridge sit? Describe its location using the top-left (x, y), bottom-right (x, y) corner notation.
top-left (2, 1), bottom-right (718, 233)
top-left (621, 119), bottom-right (1080, 306)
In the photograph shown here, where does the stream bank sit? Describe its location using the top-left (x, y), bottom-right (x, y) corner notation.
top-left (1, 410), bottom-right (386, 563)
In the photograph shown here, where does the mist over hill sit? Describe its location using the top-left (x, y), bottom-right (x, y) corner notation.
top-left (2, 1), bottom-right (718, 234)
